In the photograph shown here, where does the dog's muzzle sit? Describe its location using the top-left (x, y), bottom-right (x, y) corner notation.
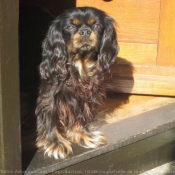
top-left (79, 27), bottom-right (92, 38)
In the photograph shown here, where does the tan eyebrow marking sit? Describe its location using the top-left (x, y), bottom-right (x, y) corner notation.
top-left (87, 17), bottom-right (95, 25)
top-left (72, 18), bottom-right (81, 25)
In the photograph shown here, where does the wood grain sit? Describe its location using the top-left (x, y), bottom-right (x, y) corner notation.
top-left (103, 94), bottom-right (175, 123)
top-left (77, 0), bottom-right (160, 44)
top-left (113, 65), bottom-right (175, 77)
top-left (117, 42), bottom-right (157, 66)
top-left (111, 66), bottom-right (175, 95)
top-left (157, 0), bottom-right (175, 66)
top-left (0, 0), bottom-right (21, 173)
top-left (131, 75), bottom-right (174, 96)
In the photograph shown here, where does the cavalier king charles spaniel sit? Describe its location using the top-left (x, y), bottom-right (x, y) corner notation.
top-left (35, 7), bottom-right (119, 159)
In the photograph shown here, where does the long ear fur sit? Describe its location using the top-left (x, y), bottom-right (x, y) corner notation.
top-left (97, 16), bottom-right (119, 75)
top-left (39, 19), bottom-right (68, 81)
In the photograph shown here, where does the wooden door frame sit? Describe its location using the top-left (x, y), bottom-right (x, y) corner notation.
top-left (0, 0), bottom-right (21, 174)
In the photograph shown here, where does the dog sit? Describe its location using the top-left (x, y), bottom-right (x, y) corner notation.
top-left (35, 7), bottom-right (119, 159)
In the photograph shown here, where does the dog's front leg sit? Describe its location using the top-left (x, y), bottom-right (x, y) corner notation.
top-left (36, 94), bottom-right (72, 159)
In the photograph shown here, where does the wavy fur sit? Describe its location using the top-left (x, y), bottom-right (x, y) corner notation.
top-left (36, 7), bottom-right (119, 159)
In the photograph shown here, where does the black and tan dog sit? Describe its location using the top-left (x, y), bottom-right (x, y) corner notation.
top-left (36, 7), bottom-right (119, 159)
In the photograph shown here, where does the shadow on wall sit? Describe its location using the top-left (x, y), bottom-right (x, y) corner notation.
top-left (93, 57), bottom-right (134, 129)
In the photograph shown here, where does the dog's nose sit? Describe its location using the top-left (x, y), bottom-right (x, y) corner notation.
top-left (79, 28), bottom-right (91, 38)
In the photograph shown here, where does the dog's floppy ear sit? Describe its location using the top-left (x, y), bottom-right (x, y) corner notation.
top-left (39, 18), bottom-right (68, 81)
top-left (97, 16), bottom-right (119, 75)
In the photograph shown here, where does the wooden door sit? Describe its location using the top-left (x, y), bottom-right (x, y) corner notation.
top-left (76, 0), bottom-right (175, 96)
top-left (0, 0), bottom-right (21, 173)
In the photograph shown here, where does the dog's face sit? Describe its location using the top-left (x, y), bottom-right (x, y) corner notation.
top-left (62, 9), bottom-right (104, 54)
top-left (40, 7), bottom-right (119, 81)
top-left (61, 8), bottom-right (109, 78)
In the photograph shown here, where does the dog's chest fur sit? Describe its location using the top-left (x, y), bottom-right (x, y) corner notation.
top-left (68, 52), bottom-right (97, 80)
top-left (66, 52), bottom-right (99, 100)
top-left (65, 76), bottom-right (93, 99)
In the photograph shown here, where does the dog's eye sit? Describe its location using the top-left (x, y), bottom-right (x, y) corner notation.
top-left (66, 25), bottom-right (75, 31)
top-left (93, 23), bottom-right (101, 30)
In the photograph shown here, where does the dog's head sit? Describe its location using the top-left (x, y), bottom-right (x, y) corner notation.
top-left (40, 7), bottom-right (119, 81)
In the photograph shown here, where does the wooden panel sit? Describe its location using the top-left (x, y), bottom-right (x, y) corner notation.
top-left (77, 0), bottom-right (160, 44)
top-left (134, 75), bottom-right (175, 95)
top-left (113, 65), bottom-right (175, 77)
top-left (0, 0), bottom-right (21, 173)
top-left (111, 66), bottom-right (175, 95)
top-left (104, 95), bottom-right (175, 123)
top-left (157, 0), bottom-right (175, 66)
top-left (118, 43), bottom-right (157, 66)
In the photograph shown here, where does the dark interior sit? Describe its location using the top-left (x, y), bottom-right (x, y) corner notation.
top-left (19, 0), bottom-right (76, 171)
